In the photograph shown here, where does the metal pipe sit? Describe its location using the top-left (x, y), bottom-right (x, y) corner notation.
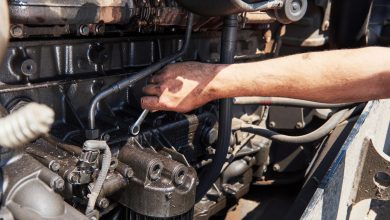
top-left (176, 0), bottom-right (283, 16)
top-left (86, 13), bottom-right (194, 139)
top-left (195, 14), bottom-right (237, 202)
top-left (222, 159), bottom-right (252, 184)
top-left (240, 108), bottom-right (352, 144)
top-left (229, 0), bottom-right (283, 12)
top-left (0, 0), bottom-right (10, 64)
top-left (233, 97), bottom-right (355, 108)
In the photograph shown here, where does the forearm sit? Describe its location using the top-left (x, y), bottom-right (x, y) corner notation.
top-left (210, 47), bottom-right (390, 103)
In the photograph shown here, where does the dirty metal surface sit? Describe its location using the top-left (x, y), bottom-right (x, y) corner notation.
top-left (300, 100), bottom-right (390, 220)
top-left (349, 199), bottom-right (390, 219)
top-left (354, 139), bottom-right (390, 202)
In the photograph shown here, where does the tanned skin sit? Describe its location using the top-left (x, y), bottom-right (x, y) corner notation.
top-left (141, 47), bottom-right (390, 113)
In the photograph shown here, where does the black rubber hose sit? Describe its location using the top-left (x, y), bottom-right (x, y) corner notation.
top-left (240, 108), bottom-right (351, 144)
top-left (233, 97), bottom-right (355, 108)
top-left (195, 14), bottom-right (237, 202)
top-left (86, 13), bottom-right (194, 138)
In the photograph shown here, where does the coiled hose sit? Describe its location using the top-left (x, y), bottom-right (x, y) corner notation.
top-left (84, 140), bottom-right (112, 214)
top-left (0, 103), bottom-right (54, 148)
top-left (240, 107), bottom-right (354, 144)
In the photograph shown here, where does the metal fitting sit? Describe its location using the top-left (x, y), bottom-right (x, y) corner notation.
top-left (97, 198), bottom-right (110, 209)
top-left (49, 161), bottom-right (61, 172)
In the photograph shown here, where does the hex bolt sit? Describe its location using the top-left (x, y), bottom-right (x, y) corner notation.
top-left (97, 198), bottom-right (110, 209)
top-left (126, 168), bottom-right (134, 178)
top-left (51, 177), bottom-right (65, 191)
top-left (10, 25), bottom-right (23, 38)
top-left (49, 161), bottom-right (61, 172)
top-left (68, 173), bottom-right (79, 183)
top-left (20, 59), bottom-right (37, 77)
top-left (79, 25), bottom-right (90, 36)
top-left (273, 164), bottom-right (281, 172)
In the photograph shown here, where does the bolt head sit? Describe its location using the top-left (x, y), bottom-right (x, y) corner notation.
top-left (273, 164), bottom-right (281, 172)
top-left (126, 168), bottom-right (134, 178)
top-left (49, 161), bottom-right (61, 172)
top-left (68, 173), bottom-right (79, 183)
top-left (10, 25), bottom-right (23, 38)
top-left (291, 2), bottom-right (300, 11)
top-left (51, 178), bottom-right (65, 191)
top-left (20, 59), bottom-right (37, 76)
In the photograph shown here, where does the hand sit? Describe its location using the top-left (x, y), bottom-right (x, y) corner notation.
top-left (141, 62), bottom-right (222, 113)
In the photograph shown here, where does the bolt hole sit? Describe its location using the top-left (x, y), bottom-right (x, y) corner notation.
top-left (374, 172), bottom-right (390, 188)
top-left (175, 169), bottom-right (186, 185)
top-left (153, 164), bottom-right (161, 174)
top-left (109, 158), bottom-right (118, 170)
top-left (149, 162), bottom-right (163, 180)
top-left (178, 170), bottom-right (185, 179)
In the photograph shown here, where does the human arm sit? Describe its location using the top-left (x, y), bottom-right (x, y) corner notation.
top-left (141, 46), bottom-right (390, 112)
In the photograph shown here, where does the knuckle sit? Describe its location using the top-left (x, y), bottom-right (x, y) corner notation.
top-left (157, 85), bottom-right (164, 93)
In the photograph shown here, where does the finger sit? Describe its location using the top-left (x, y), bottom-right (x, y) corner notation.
top-left (149, 73), bottom-right (166, 84)
top-left (141, 96), bottom-right (165, 111)
top-left (142, 85), bottom-right (162, 96)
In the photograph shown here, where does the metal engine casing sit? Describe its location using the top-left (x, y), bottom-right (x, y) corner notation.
top-left (0, 0), bottom-right (341, 219)
top-left (118, 139), bottom-right (197, 218)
